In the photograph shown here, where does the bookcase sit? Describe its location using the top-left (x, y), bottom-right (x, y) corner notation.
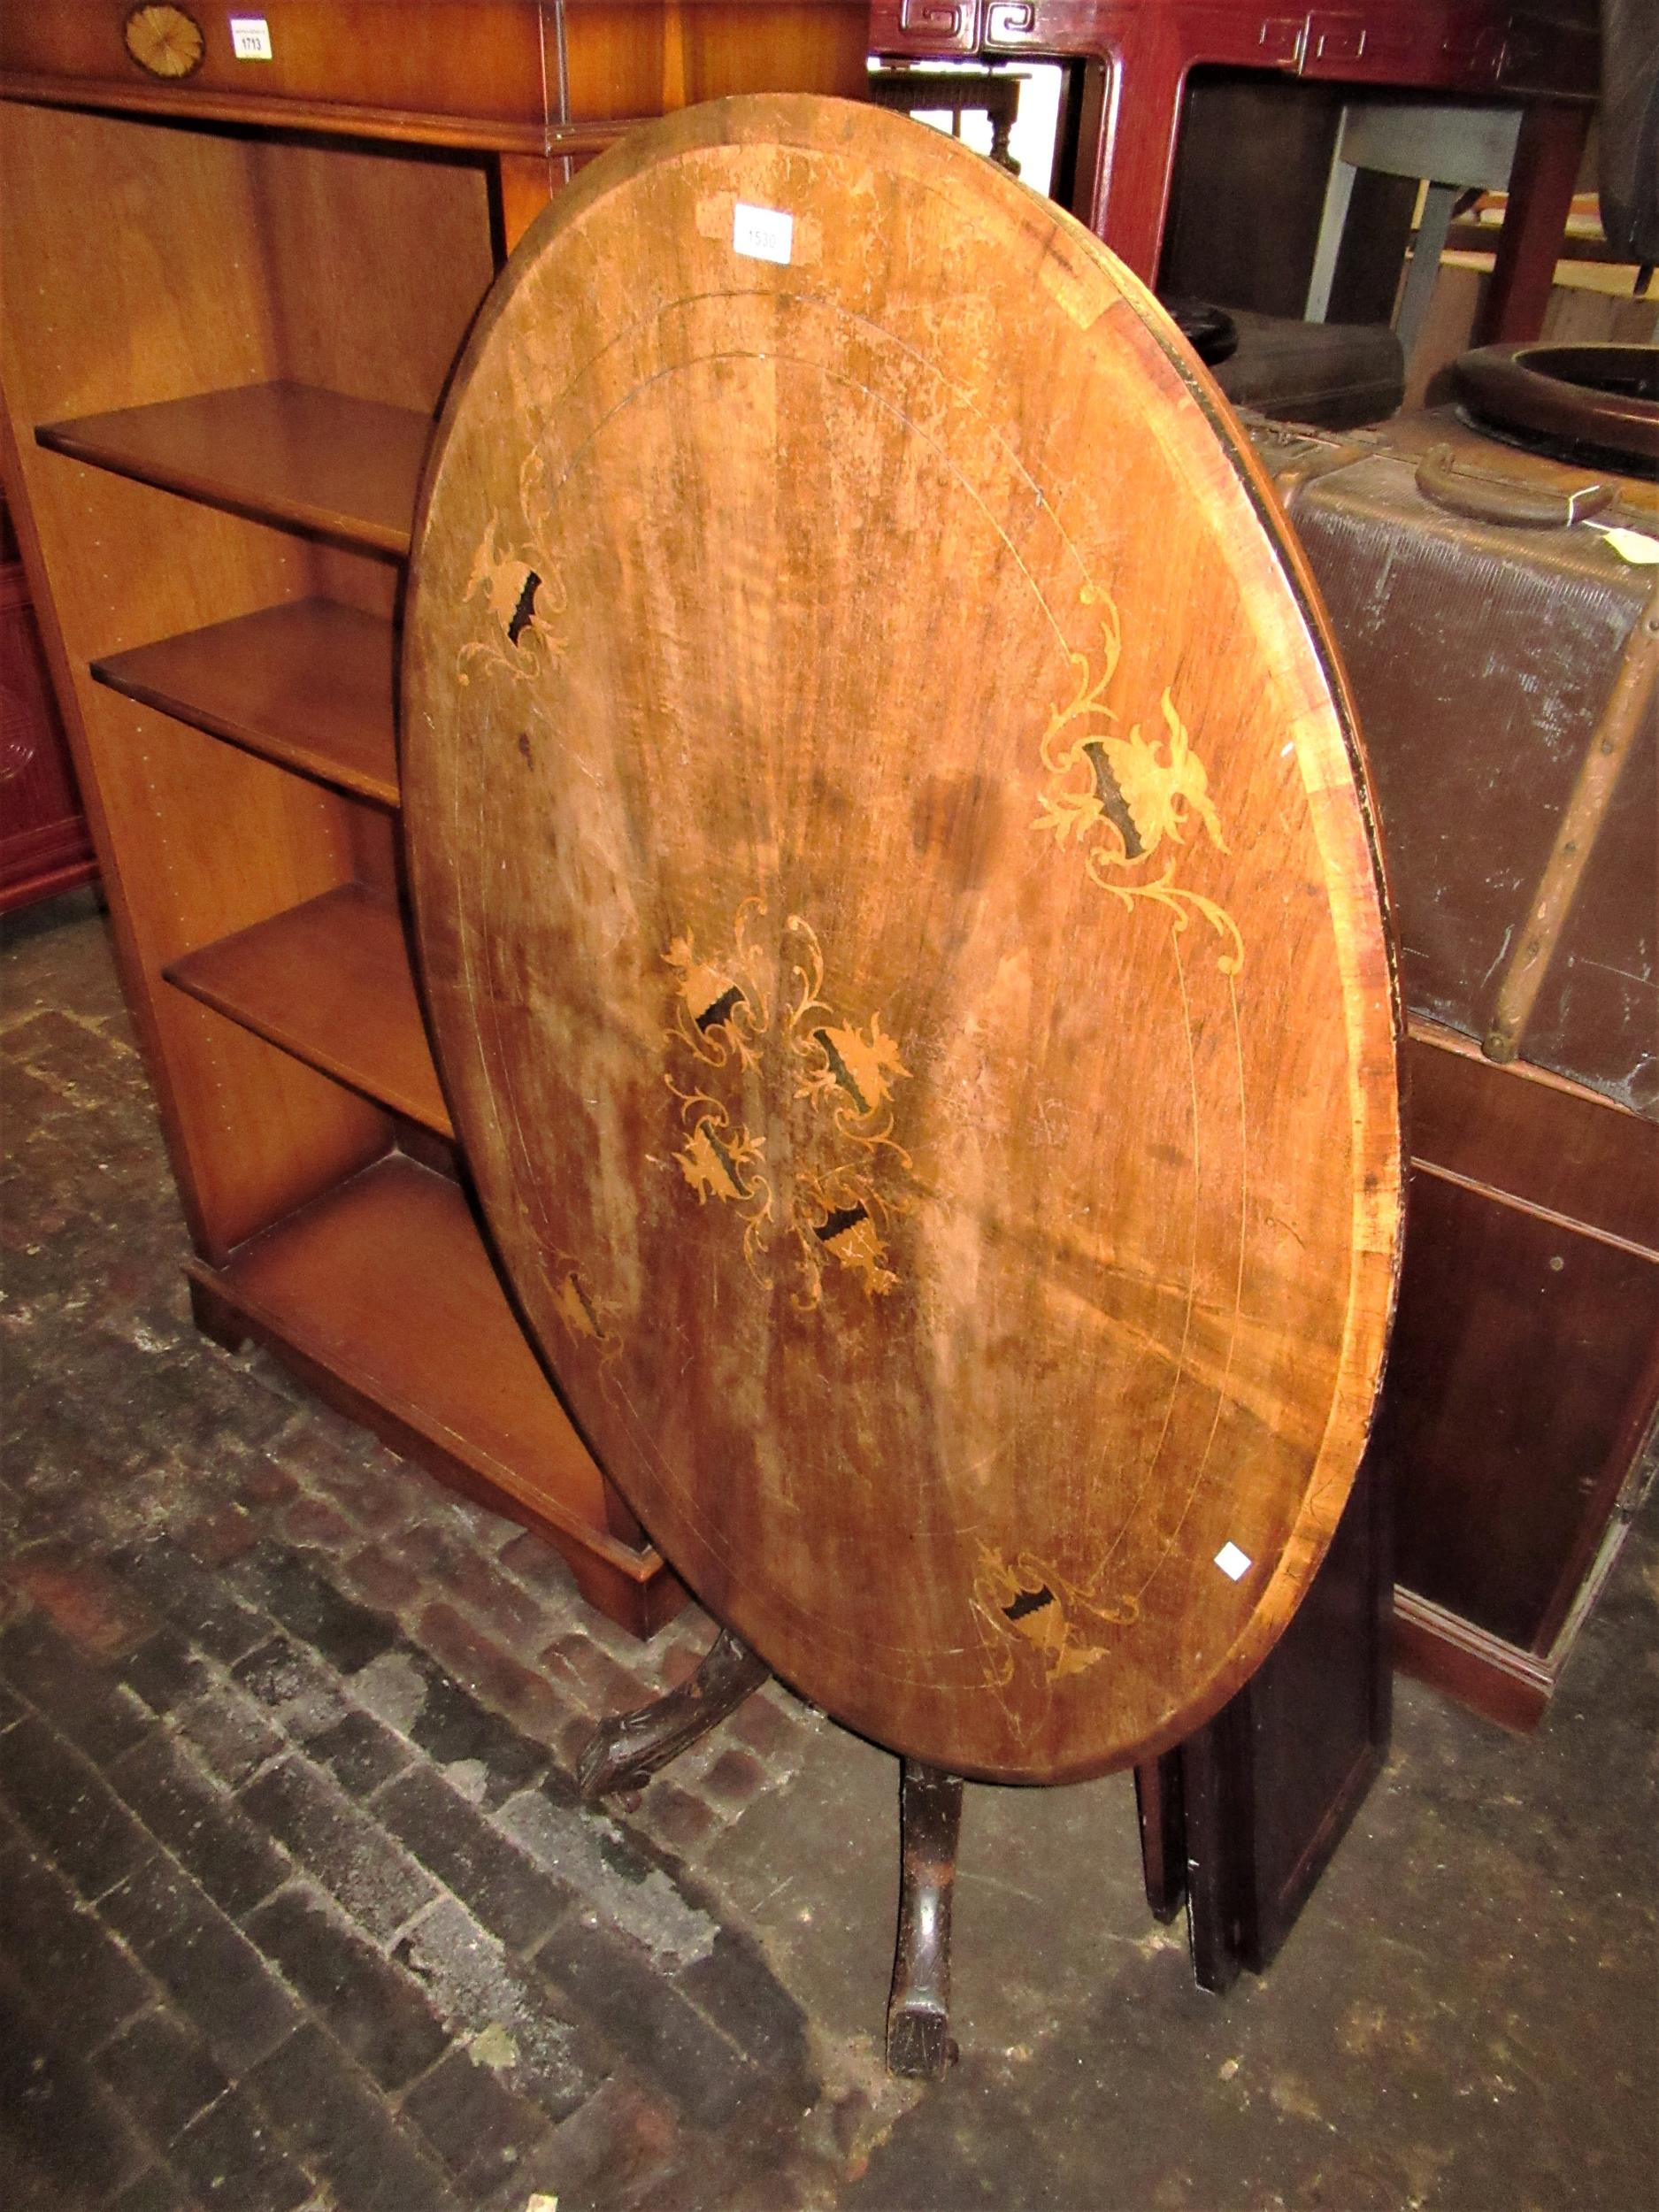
top-left (1, 1), bottom-right (869, 1635)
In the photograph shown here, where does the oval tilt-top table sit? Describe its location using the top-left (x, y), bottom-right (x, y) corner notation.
top-left (403, 94), bottom-right (1402, 2073)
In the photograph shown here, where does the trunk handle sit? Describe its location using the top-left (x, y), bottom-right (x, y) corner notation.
top-left (1415, 444), bottom-right (1615, 529)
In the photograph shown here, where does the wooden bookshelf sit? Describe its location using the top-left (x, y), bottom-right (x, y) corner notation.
top-left (0, 2), bottom-right (870, 1638)
top-left (165, 883), bottom-right (450, 1137)
top-left (37, 381), bottom-right (426, 557)
top-left (93, 599), bottom-right (399, 808)
top-left (188, 1153), bottom-right (679, 1631)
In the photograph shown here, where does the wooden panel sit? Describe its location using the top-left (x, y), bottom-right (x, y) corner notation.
top-left (0, 1), bottom-right (551, 126)
top-left (1392, 1585), bottom-right (1554, 1732)
top-left (192, 1153), bottom-right (624, 1563)
top-left (248, 138), bottom-right (495, 413)
top-left (93, 599), bottom-right (399, 809)
top-left (1406, 1022), bottom-right (1659, 1256)
top-left (165, 882), bottom-right (451, 1137)
top-left (1145, 1448), bottom-right (1393, 1988)
top-left (1208, 1447), bottom-right (1391, 1973)
top-left (1156, 71), bottom-right (1417, 324)
top-left (0, 3), bottom-right (871, 137)
top-left (0, 98), bottom-right (493, 1256)
top-left (1156, 71), bottom-right (1342, 318)
top-left (1383, 1171), bottom-right (1659, 1653)
top-left (38, 383), bottom-right (427, 558)
top-left (405, 99), bottom-right (1401, 1783)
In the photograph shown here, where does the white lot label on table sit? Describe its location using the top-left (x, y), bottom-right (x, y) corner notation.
top-left (732, 202), bottom-right (794, 266)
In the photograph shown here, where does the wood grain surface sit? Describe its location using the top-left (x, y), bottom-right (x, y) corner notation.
top-left (38, 382), bottom-right (429, 557)
top-left (163, 882), bottom-right (451, 1137)
top-left (403, 96), bottom-right (1402, 1782)
top-left (93, 599), bottom-right (399, 808)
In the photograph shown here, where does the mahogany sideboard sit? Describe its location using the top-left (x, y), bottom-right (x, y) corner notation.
top-left (871, 0), bottom-right (1599, 339)
top-left (0, 0), bottom-right (870, 1635)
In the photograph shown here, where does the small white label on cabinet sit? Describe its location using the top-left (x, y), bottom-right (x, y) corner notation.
top-left (732, 202), bottom-right (794, 266)
top-left (1214, 1541), bottom-right (1253, 1582)
top-left (229, 16), bottom-right (273, 60)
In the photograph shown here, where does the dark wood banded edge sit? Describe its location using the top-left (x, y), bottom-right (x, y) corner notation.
top-left (1392, 1586), bottom-right (1554, 1732)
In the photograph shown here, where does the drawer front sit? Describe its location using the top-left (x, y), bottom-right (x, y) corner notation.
top-left (0, 1), bottom-right (546, 128)
top-left (1300, 8), bottom-right (1460, 83)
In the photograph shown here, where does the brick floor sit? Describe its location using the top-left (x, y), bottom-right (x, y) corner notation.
top-left (4, 892), bottom-right (1656, 2212)
top-left (0, 895), bottom-right (841, 2212)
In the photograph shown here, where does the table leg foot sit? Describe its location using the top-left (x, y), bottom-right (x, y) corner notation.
top-left (885, 1758), bottom-right (964, 2078)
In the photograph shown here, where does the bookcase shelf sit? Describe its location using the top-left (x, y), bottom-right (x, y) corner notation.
top-left (188, 1153), bottom-right (677, 1629)
top-left (38, 380), bottom-right (426, 557)
top-left (164, 882), bottom-right (451, 1137)
top-left (2, 5), bottom-right (869, 1639)
top-left (93, 598), bottom-right (399, 808)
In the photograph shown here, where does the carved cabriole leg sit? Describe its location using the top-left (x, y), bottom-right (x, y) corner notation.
top-left (577, 1624), bottom-right (770, 1801)
top-left (885, 1760), bottom-right (964, 2079)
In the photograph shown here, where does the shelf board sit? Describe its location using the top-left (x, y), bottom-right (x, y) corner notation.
top-left (187, 1153), bottom-right (667, 1602)
top-left (37, 380), bottom-right (427, 557)
top-left (164, 880), bottom-right (451, 1136)
top-left (93, 597), bottom-right (399, 808)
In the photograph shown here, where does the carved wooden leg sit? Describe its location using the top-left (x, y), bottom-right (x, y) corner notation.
top-left (1133, 1748), bottom-right (1187, 1925)
top-left (885, 1759), bottom-right (964, 2079)
top-left (577, 1624), bottom-right (769, 1801)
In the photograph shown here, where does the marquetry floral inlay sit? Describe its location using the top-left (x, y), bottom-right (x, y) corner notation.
top-left (1035, 583), bottom-right (1243, 975)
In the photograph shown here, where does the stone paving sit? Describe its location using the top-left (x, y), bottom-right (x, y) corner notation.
top-left (0, 892), bottom-right (879, 2212)
top-left (2, 890), bottom-right (1655, 2212)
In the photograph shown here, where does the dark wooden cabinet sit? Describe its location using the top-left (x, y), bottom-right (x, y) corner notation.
top-left (1385, 1055), bottom-right (1659, 1722)
top-left (872, 0), bottom-right (1596, 336)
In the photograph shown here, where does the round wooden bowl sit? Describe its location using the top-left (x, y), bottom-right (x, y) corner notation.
top-left (1455, 341), bottom-right (1659, 467)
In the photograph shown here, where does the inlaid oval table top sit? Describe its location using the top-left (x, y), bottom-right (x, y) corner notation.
top-left (403, 96), bottom-right (1402, 1785)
